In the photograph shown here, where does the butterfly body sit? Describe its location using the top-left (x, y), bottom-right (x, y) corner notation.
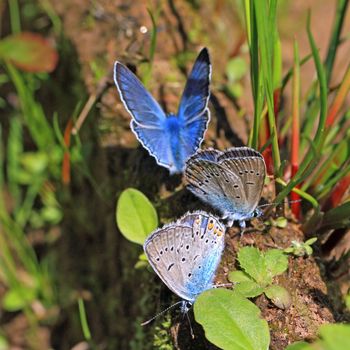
top-left (164, 114), bottom-right (186, 172)
top-left (114, 48), bottom-right (211, 174)
top-left (185, 147), bottom-right (266, 228)
top-left (144, 211), bottom-right (225, 304)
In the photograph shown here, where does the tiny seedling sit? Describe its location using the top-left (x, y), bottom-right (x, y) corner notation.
top-left (229, 246), bottom-right (291, 309)
top-left (264, 216), bottom-right (288, 228)
top-left (284, 237), bottom-right (317, 257)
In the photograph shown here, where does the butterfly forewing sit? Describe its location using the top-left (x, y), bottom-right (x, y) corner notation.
top-left (177, 48), bottom-right (211, 125)
top-left (144, 212), bottom-right (225, 302)
top-left (114, 62), bottom-right (166, 128)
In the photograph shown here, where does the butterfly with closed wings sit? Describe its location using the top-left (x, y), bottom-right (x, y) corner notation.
top-left (185, 147), bottom-right (266, 228)
top-left (114, 48), bottom-right (211, 174)
top-left (143, 211), bottom-right (225, 320)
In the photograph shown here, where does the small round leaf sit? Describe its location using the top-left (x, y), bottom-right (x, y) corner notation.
top-left (264, 285), bottom-right (291, 309)
top-left (116, 188), bottom-right (158, 245)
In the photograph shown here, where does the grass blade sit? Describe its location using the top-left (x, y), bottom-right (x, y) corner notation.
top-left (78, 298), bottom-right (92, 341)
top-left (324, 0), bottom-right (349, 84)
top-left (271, 12), bottom-right (328, 205)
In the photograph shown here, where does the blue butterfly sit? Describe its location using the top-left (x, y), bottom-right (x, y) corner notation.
top-left (114, 48), bottom-right (211, 174)
top-left (143, 211), bottom-right (225, 316)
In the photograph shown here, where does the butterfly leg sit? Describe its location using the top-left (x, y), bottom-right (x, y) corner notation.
top-left (225, 219), bottom-right (234, 227)
top-left (181, 301), bottom-right (194, 339)
top-left (239, 220), bottom-right (246, 236)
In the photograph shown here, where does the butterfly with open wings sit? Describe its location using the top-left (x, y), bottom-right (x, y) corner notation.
top-left (114, 48), bottom-right (211, 174)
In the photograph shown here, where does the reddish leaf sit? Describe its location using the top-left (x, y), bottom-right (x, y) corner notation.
top-left (62, 119), bottom-right (73, 185)
top-left (0, 32), bottom-right (58, 72)
top-left (290, 165), bottom-right (301, 218)
top-left (323, 175), bottom-right (350, 211)
top-left (326, 64), bottom-right (350, 127)
top-left (260, 116), bottom-right (274, 175)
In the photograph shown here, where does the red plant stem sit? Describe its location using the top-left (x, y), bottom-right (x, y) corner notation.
top-left (273, 88), bottom-right (281, 123)
top-left (260, 112), bottom-right (274, 175)
top-left (326, 63), bottom-right (350, 127)
top-left (273, 88), bottom-right (283, 146)
top-left (62, 119), bottom-right (73, 185)
top-left (291, 40), bottom-right (301, 218)
top-left (323, 174), bottom-right (350, 211)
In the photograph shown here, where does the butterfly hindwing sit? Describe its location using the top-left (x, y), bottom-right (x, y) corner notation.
top-left (180, 109), bottom-right (210, 158)
top-left (185, 147), bottom-right (266, 223)
top-left (131, 121), bottom-right (173, 169)
top-left (185, 155), bottom-right (248, 216)
top-left (218, 147), bottom-right (266, 215)
top-left (144, 211), bottom-right (225, 302)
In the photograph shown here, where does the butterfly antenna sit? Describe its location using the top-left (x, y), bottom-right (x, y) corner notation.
top-left (141, 301), bottom-right (183, 326)
top-left (257, 199), bottom-right (302, 209)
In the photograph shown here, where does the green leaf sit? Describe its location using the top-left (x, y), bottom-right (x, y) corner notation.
top-left (227, 82), bottom-right (243, 98)
top-left (235, 281), bottom-right (264, 298)
top-left (229, 271), bottom-right (264, 297)
top-left (287, 323), bottom-right (350, 350)
top-left (285, 341), bottom-right (313, 350)
top-left (305, 246), bottom-right (313, 256)
top-left (345, 293), bottom-right (350, 310)
top-left (2, 287), bottom-right (37, 311)
top-left (194, 289), bottom-right (270, 350)
top-left (40, 206), bottom-right (63, 224)
top-left (226, 57), bottom-right (248, 82)
top-left (322, 201), bottom-right (350, 230)
top-left (0, 335), bottom-right (9, 350)
top-left (264, 285), bottom-right (291, 309)
top-left (135, 252), bottom-right (149, 269)
top-left (116, 188), bottom-right (158, 245)
top-left (319, 323), bottom-right (350, 350)
top-left (20, 152), bottom-right (48, 174)
top-left (305, 237), bottom-right (317, 245)
top-left (228, 270), bottom-right (252, 283)
top-left (274, 217), bottom-right (287, 228)
top-left (237, 247), bottom-right (267, 285)
top-left (264, 249), bottom-right (289, 279)
top-left (0, 32), bottom-right (58, 72)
